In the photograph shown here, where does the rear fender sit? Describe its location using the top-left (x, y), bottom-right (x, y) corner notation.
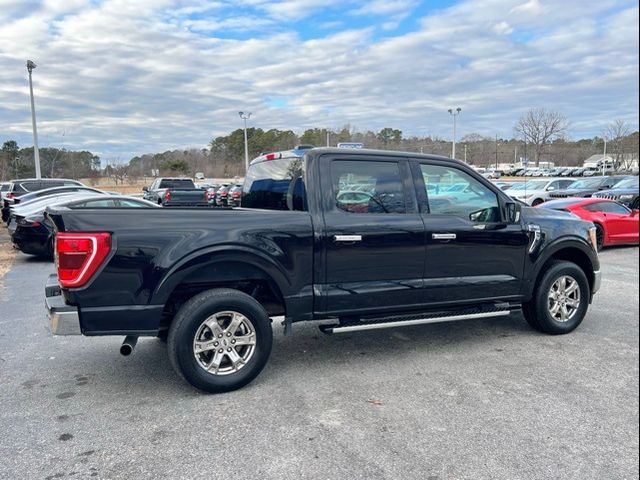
top-left (151, 245), bottom-right (291, 306)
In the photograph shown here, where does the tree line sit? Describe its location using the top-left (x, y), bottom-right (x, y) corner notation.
top-left (2, 110), bottom-right (638, 182)
top-left (0, 140), bottom-right (100, 182)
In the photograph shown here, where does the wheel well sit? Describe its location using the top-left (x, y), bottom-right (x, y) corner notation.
top-left (540, 247), bottom-right (595, 291)
top-left (160, 262), bottom-right (286, 330)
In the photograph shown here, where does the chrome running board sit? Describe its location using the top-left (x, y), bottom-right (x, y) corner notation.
top-left (320, 310), bottom-right (512, 334)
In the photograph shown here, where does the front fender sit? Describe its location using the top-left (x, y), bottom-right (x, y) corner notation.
top-left (523, 236), bottom-right (599, 301)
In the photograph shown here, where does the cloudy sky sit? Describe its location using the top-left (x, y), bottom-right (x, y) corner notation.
top-left (0, 0), bottom-right (638, 162)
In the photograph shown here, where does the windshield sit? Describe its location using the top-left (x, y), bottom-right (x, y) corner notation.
top-left (613, 177), bottom-right (639, 189)
top-left (568, 178), bottom-right (603, 189)
top-left (509, 181), bottom-right (548, 190)
top-left (242, 157), bottom-right (306, 211)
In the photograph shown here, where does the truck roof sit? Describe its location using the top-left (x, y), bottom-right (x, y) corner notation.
top-left (250, 147), bottom-right (454, 165)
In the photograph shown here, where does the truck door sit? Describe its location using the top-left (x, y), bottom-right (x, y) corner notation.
top-left (411, 160), bottom-right (529, 306)
top-left (316, 156), bottom-right (426, 317)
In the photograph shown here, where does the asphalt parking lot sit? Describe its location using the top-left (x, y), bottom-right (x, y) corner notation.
top-left (0, 233), bottom-right (638, 480)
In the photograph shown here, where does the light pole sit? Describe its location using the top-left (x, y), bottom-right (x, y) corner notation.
top-left (27, 60), bottom-right (41, 179)
top-left (447, 107), bottom-right (461, 158)
top-left (239, 111), bottom-right (251, 174)
top-left (602, 136), bottom-right (607, 176)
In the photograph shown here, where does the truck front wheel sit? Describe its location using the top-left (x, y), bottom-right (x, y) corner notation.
top-left (523, 260), bottom-right (590, 335)
top-left (167, 288), bottom-right (273, 393)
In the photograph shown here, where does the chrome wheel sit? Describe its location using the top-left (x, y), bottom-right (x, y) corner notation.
top-left (193, 311), bottom-right (257, 375)
top-left (547, 275), bottom-right (581, 323)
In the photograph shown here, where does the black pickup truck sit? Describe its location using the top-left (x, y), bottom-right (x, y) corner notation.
top-left (142, 177), bottom-right (209, 206)
top-left (45, 148), bottom-right (601, 393)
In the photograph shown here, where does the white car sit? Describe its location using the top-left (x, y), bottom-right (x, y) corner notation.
top-left (504, 178), bottom-right (576, 206)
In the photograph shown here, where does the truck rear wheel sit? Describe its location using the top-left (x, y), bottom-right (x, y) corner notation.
top-left (522, 260), bottom-right (589, 335)
top-left (167, 288), bottom-right (273, 393)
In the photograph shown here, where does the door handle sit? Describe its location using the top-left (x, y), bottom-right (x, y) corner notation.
top-left (432, 233), bottom-right (456, 240)
top-left (334, 235), bottom-right (362, 242)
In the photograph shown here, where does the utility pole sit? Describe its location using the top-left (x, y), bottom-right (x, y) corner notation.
top-left (239, 111), bottom-right (251, 174)
top-left (27, 60), bottom-right (41, 178)
top-left (447, 107), bottom-right (461, 158)
top-left (464, 144), bottom-right (467, 163)
top-left (326, 130), bottom-right (330, 147)
top-left (495, 134), bottom-right (499, 170)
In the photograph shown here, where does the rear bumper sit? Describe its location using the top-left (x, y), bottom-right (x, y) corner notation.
top-left (45, 274), bottom-right (81, 335)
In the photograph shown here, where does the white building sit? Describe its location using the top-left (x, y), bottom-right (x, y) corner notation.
top-left (583, 153), bottom-right (638, 170)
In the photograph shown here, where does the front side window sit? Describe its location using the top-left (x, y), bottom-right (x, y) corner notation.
top-left (420, 164), bottom-right (500, 223)
top-left (330, 160), bottom-right (406, 214)
top-left (118, 199), bottom-right (147, 207)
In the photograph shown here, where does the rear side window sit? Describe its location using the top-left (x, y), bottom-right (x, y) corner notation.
top-left (42, 180), bottom-right (65, 188)
top-left (158, 179), bottom-right (195, 189)
top-left (72, 199), bottom-right (117, 208)
top-left (330, 160), bottom-right (406, 214)
top-left (242, 158), bottom-right (306, 211)
top-left (19, 181), bottom-right (40, 192)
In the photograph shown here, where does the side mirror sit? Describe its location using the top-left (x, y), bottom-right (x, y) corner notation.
top-left (142, 187), bottom-right (148, 192)
top-left (632, 209), bottom-right (639, 217)
top-left (546, 186), bottom-right (555, 191)
top-left (505, 201), bottom-right (521, 223)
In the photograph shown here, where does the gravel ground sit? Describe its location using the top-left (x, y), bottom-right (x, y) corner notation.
top-left (0, 241), bottom-right (638, 480)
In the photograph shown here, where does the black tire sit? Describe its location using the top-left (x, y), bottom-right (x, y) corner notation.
top-left (167, 288), bottom-right (273, 393)
top-left (531, 198), bottom-right (544, 207)
top-left (522, 260), bottom-right (590, 335)
top-left (594, 223), bottom-right (605, 251)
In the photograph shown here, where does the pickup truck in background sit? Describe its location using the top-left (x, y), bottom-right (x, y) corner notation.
top-left (142, 177), bottom-right (209, 207)
top-left (45, 148), bottom-right (601, 393)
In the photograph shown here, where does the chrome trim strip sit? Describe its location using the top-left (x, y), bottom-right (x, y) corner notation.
top-left (330, 310), bottom-right (511, 333)
top-left (432, 233), bottom-right (457, 240)
top-left (334, 235), bottom-right (362, 242)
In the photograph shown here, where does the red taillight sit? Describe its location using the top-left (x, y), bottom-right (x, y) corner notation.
top-left (165, 189), bottom-right (171, 202)
top-left (221, 191), bottom-right (228, 197)
top-left (232, 191), bottom-right (241, 197)
top-left (56, 232), bottom-right (111, 288)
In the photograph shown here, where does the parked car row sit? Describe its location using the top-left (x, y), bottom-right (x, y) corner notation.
top-left (506, 166), bottom-right (639, 177)
top-left (495, 175), bottom-right (639, 251)
top-left (501, 176), bottom-right (637, 207)
top-left (2, 178), bottom-right (158, 258)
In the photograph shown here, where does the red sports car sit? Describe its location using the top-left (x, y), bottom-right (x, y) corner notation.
top-left (539, 197), bottom-right (639, 250)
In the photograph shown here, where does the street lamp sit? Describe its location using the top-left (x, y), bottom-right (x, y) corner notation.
top-left (447, 107), bottom-right (461, 159)
top-left (27, 60), bottom-right (41, 178)
top-left (239, 111), bottom-right (252, 174)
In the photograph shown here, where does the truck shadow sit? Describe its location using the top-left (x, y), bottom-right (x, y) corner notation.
top-left (64, 313), bottom-right (533, 396)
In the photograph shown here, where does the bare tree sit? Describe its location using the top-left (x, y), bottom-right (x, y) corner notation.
top-left (514, 108), bottom-right (569, 167)
top-left (605, 119), bottom-right (632, 169)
